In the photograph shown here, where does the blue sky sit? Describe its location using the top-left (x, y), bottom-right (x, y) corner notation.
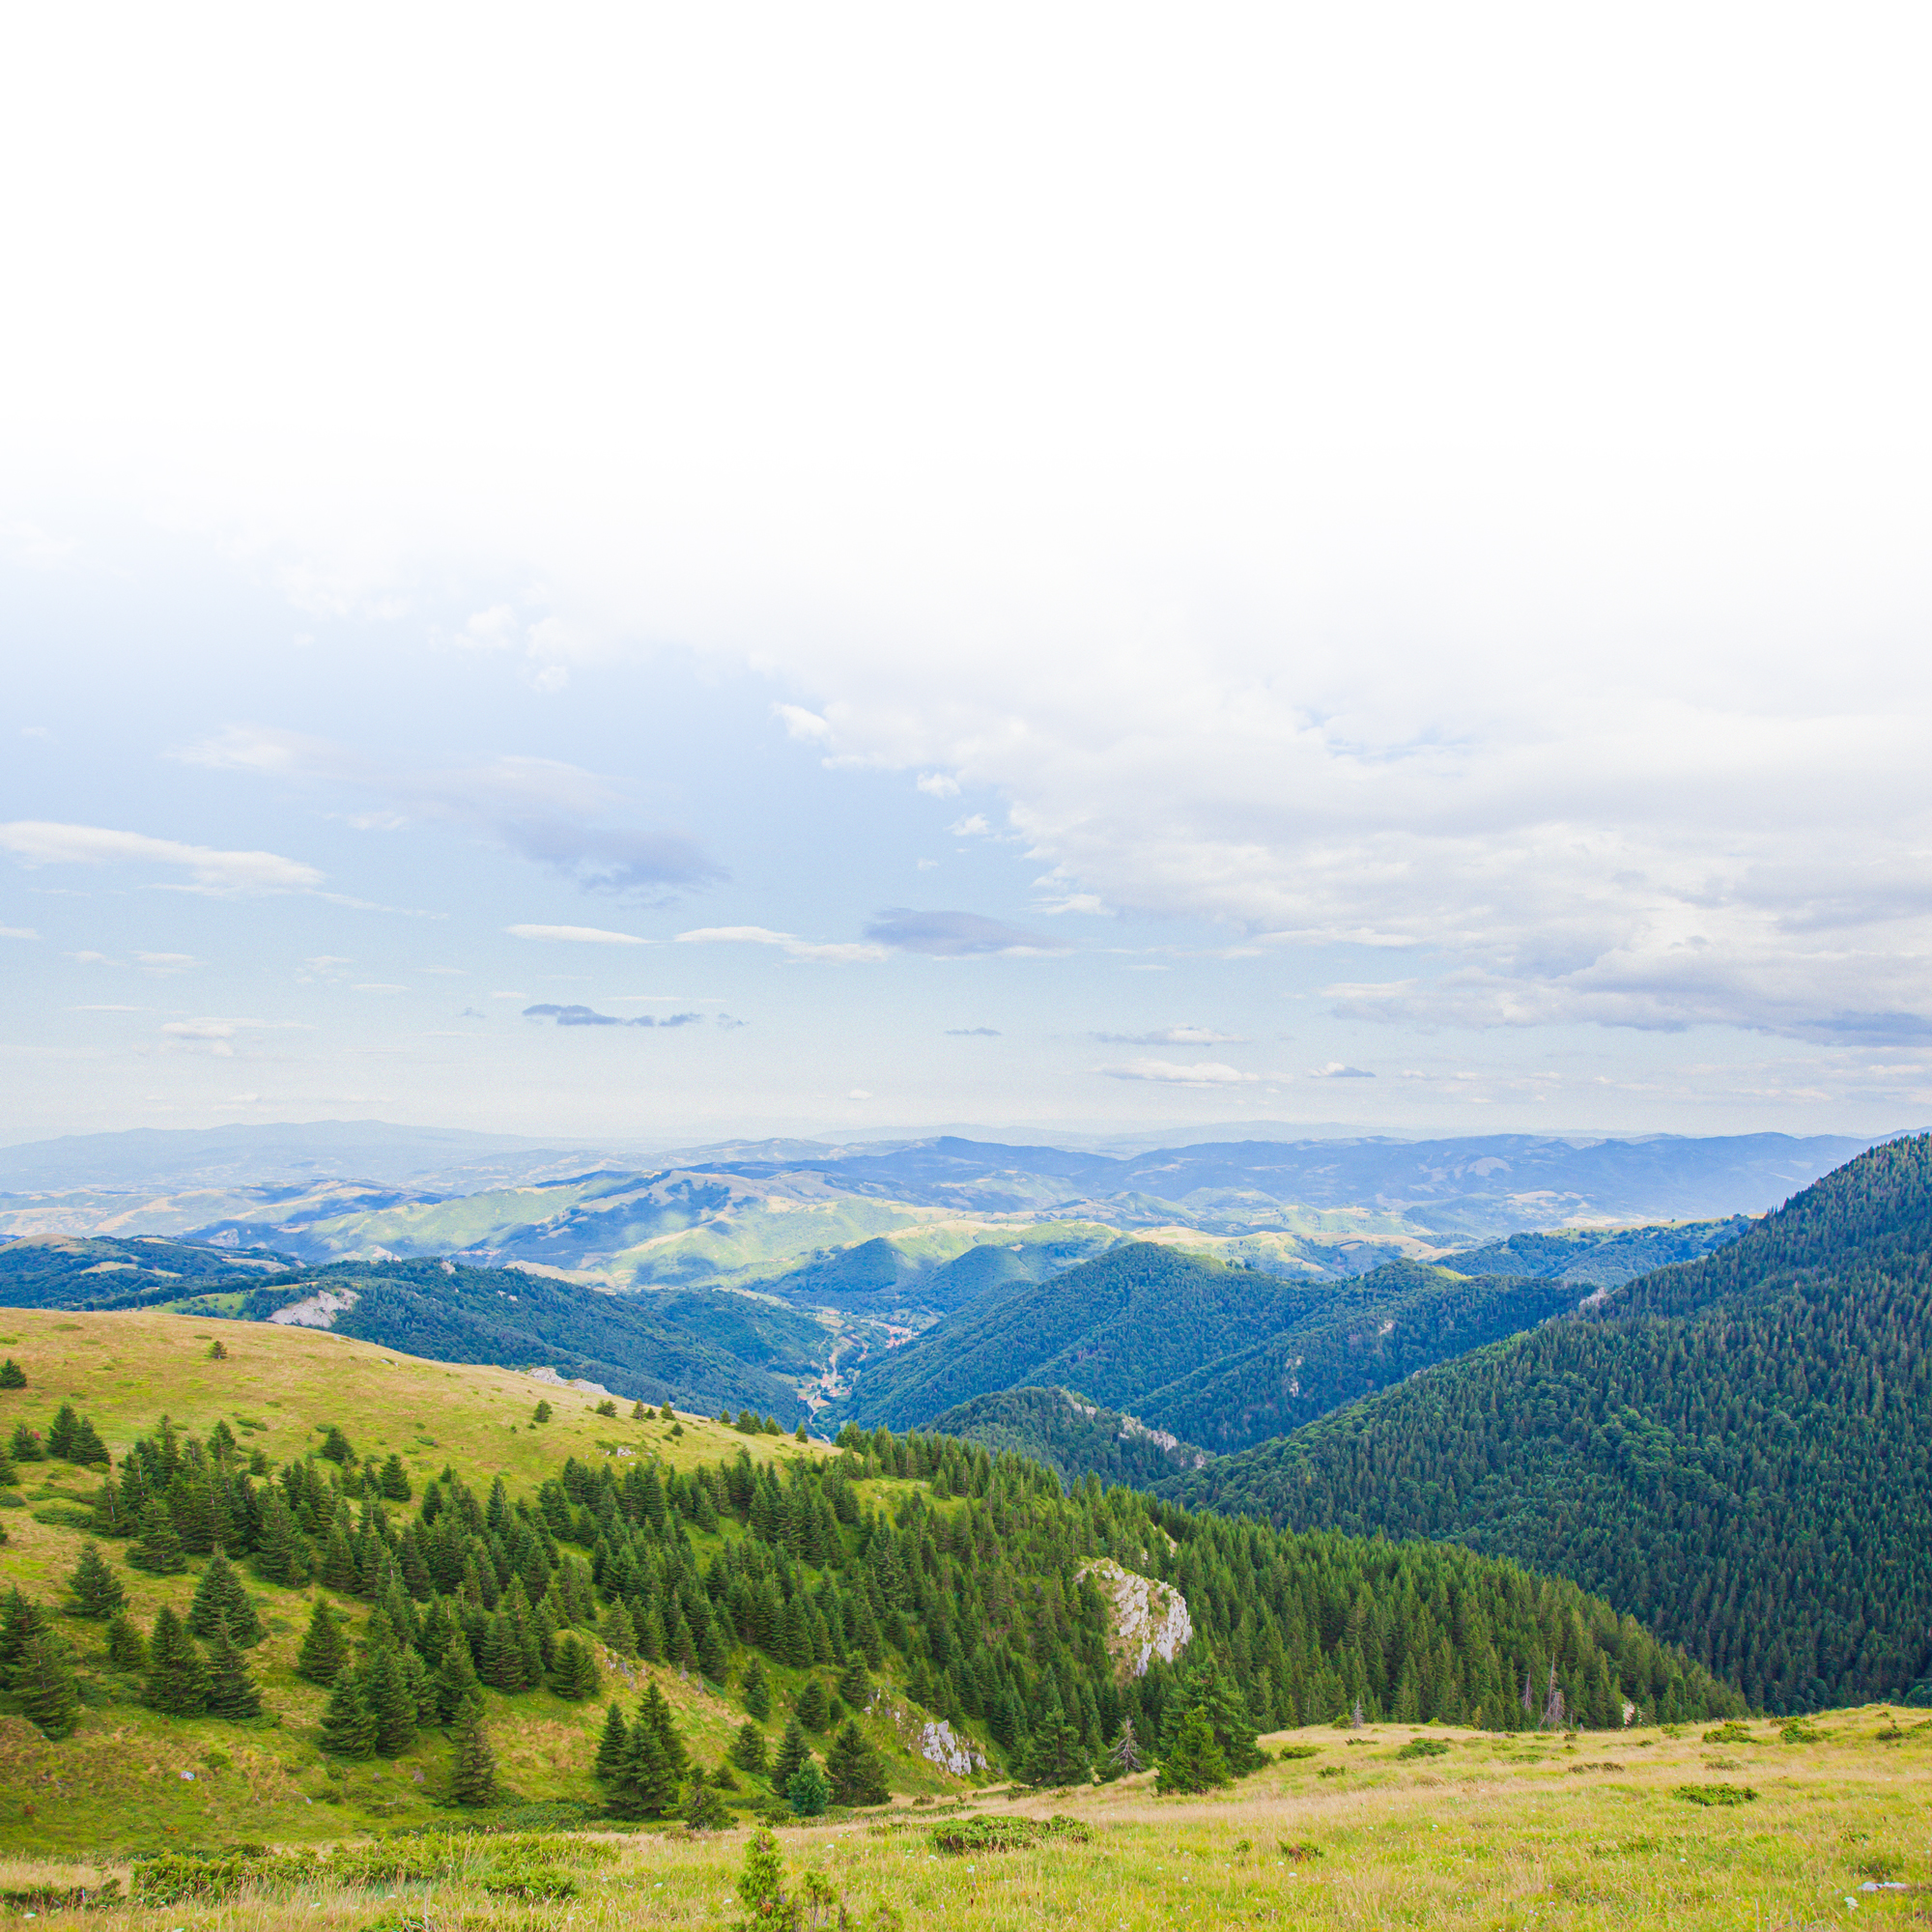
top-left (4, 7), bottom-right (1930, 1145)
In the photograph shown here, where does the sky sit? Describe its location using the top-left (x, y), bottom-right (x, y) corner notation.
top-left (4, 3), bottom-right (1931, 1147)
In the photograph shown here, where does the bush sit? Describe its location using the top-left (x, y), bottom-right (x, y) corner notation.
top-left (1276, 1745), bottom-right (1321, 1760)
top-left (1395, 1739), bottom-right (1450, 1759)
top-left (929, 1815), bottom-right (1092, 1855)
top-left (1701, 1722), bottom-right (1754, 1745)
top-left (1674, 1783), bottom-right (1758, 1806)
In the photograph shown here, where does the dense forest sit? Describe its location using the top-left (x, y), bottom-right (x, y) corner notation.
top-left (923, 1386), bottom-right (1210, 1491)
top-left (224, 1262), bottom-right (811, 1424)
top-left (1177, 1136), bottom-right (1932, 1713)
top-left (3, 1395), bottom-right (1742, 1778)
top-left (835, 1242), bottom-right (1586, 1456)
top-left (1439, 1217), bottom-right (1748, 1289)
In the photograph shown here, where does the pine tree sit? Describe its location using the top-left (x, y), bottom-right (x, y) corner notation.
top-left (319, 1667), bottom-right (377, 1757)
top-left (296, 1596), bottom-right (350, 1685)
top-left (106, 1610), bottom-right (148, 1671)
top-left (1100, 1717), bottom-right (1147, 1780)
top-left (730, 1719), bottom-right (768, 1775)
top-left (0, 1588), bottom-right (49, 1684)
top-left (130, 1498), bottom-right (186, 1575)
top-left (1016, 1705), bottom-right (1091, 1788)
top-left (786, 1756), bottom-right (831, 1817)
top-left (365, 1645), bottom-right (416, 1756)
top-left (67, 1543), bottom-right (126, 1617)
top-left (14, 1628), bottom-right (80, 1739)
top-left (736, 1828), bottom-right (790, 1924)
top-left (187, 1548), bottom-right (264, 1646)
top-left (0, 1358), bottom-right (24, 1388)
top-left (433, 1632), bottom-right (483, 1720)
top-left (253, 1491), bottom-right (310, 1587)
top-left (609, 1715), bottom-right (678, 1819)
top-left (8, 1424), bottom-right (43, 1463)
top-left (320, 1425), bottom-right (355, 1465)
top-left (636, 1680), bottom-right (689, 1779)
top-left (838, 1656), bottom-right (870, 1710)
top-left (549, 1634), bottom-right (600, 1700)
top-left (772, 1714), bottom-right (810, 1789)
top-left (205, 1615), bottom-right (263, 1720)
top-left (379, 1454), bottom-right (412, 1501)
top-left (1155, 1704), bottom-right (1230, 1795)
top-left (825, 1721), bottom-right (889, 1805)
top-left (46, 1404), bottom-right (79, 1459)
top-left (451, 1707), bottom-right (498, 1805)
top-left (321, 1520), bottom-right (359, 1593)
top-left (146, 1605), bottom-right (210, 1717)
top-left (743, 1653), bottom-right (772, 1720)
top-left (798, 1676), bottom-right (830, 1732)
top-left (593, 1701), bottom-right (630, 1781)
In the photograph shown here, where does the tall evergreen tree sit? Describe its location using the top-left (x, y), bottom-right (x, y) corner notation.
top-left (825, 1720), bottom-right (889, 1805)
top-left (549, 1634), bottom-right (600, 1700)
top-left (786, 1756), bottom-right (831, 1816)
top-left (0, 1358), bottom-right (24, 1388)
top-left (433, 1631), bottom-right (484, 1720)
top-left (66, 1543), bottom-right (126, 1617)
top-left (130, 1498), bottom-right (186, 1575)
top-left (743, 1653), bottom-right (772, 1720)
top-left (296, 1596), bottom-right (350, 1685)
top-left (730, 1720), bottom-right (768, 1775)
top-left (1155, 1705), bottom-right (1230, 1795)
top-left (365, 1646), bottom-right (416, 1757)
top-left (146, 1605), bottom-right (210, 1717)
top-left (608, 1715), bottom-right (678, 1819)
top-left (105, 1609), bottom-right (148, 1672)
top-left (592, 1701), bottom-right (630, 1781)
top-left (772, 1714), bottom-right (810, 1790)
top-left (318, 1667), bottom-right (377, 1757)
top-left (188, 1548), bottom-right (265, 1646)
top-left (0, 1587), bottom-right (49, 1683)
top-left (798, 1676), bottom-right (830, 1733)
top-left (1016, 1705), bottom-right (1091, 1788)
top-left (252, 1490), bottom-right (310, 1587)
top-left (14, 1628), bottom-right (80, 1739)
top-left (451, 1708), bottom-right (498, 1805)
top-left (205, 1615), bottom-right (264, 1720)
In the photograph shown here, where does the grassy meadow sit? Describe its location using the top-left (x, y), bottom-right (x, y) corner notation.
top-left (0, 1307), bottom-right (1926, 1927)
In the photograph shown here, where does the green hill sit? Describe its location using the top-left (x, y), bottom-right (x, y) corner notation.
top-left (924, 1387), bottom-right (1212, 1491)
top-left (0, 1306), bottom-right (1738, 1853)
top-left (0, 1235), bottom-right (296, 1306)
top-left (1438, 1216), bottom-right (1750, 1289)
top-left (835, 1242), bottom-right (1586, 1457)
top-left (1175, 1136), bottom-right (1932, 1713)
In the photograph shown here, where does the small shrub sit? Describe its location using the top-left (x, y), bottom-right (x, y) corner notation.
top-left (1396, 1739), bottom-right (1450, 1759)
top-left (1318, 1765), bottom-right (1346, 1778)
top-left (1780, 1719), bottom-right (1825, 1744)
top-left (1276, 1745), bottom-right (1321, 1760)
top-left (1277, 1842), bottom-right (1323, 1861)
top-left (929, 1815), bottom-right (1092, 1855)
top-left (1674, 1783), bottom-right (1757, 1806)
top-left (1702, 1722), bottom-right (1754, 1745)
top-left (479, 1863), bottom-right (578, 1901)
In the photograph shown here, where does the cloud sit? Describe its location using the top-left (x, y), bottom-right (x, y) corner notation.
top-left (948, 813), bottom-right (992, 838)
top-left (506, 923), bottom-right (651, 945)
top-left (1308, 1061), bottom-right (1376, 1078)
top-left (71, 1004), bottom-right (147, 1011)
top-left (134, 952), bottom-right (199, 973)
top-left (158, 1016), bottom-right (304, 1057)
top-left (0, 821), bottom-right (322, 893)
top-left (354, 982), bottom-right (409, 993)
top-left (1093, 1026), bottom-right (1244, 1045)
top-left (457, 1007), bottom-right (488, 1019)
top-left (916, 774), bottom-right (959, 798)
top-left (861, 908), bottom-right (1065, 957)
top-left (0, 925), bottom-right (39, 941)
top-left (676, 924), bottom-right (888, 964)
top-left (776, 705), bottom-right (833, 743)
top-left (178, 726), bottom-right (722, 895)
top-left (523, 1003), bottom-right (701, 1028)
top-left (1097, 1058), bottom-right (1260, 1087)
top-left (847, 1088), bottom-right (872, 1100)
top-left (946, 1026), bottom-right (1001, 1036)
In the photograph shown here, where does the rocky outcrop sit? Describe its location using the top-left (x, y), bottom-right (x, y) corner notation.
top-left (916, 1719), bottom-right (987, 1776)
top-left (266, 1288), bottom-right (358, 1329)
top-left (1080, 1556), bottom-right (1193, 1678)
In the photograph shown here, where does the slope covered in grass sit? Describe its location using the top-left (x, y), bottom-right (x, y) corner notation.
top-left (1177, 1136), bottom-right (1932, 1711)
top-left (0, 1308), bottom-right (1740, 1852)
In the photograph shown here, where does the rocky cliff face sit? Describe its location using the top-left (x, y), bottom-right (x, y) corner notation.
top-left (1079, 1556), bottom-right (1194, 1678)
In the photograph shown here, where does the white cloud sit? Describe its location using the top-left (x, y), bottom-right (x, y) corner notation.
top-left (916, 774), bottom-right (959, 798)
top-left (505, 923), bottom-right (651, 945)
top-left (1097, 1058), bottom-right (1259, 1087)
top-left (1094, 1026), bottom-right (1245, 1045)
top-left (158, 1016), bottom-right (304, 1058)
top-left (0, 821), bottom-right (322, 893)
top-left (1308, 1061), bottom-right (1376, 1079)
top-left (0, 925), bottom-right (39, 941)
top-left (846, 1088), bottom-right (872, 1100)
top-left (947, 813), bottom-right (992, 838)
top-left (354, 982), bottom-right (409, 993)
top-left (676, 924), bottom-right (889, 965)
top-left (134, 952), bottom-right (199, 973)
top-left (777, 706), bottom-right (832, 743)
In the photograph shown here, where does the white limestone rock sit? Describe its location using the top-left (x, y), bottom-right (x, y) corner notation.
top-left (1080, 1556), bottom-right (1194, 1678)
top-left (917, 1719), bottom-right (987, 1776)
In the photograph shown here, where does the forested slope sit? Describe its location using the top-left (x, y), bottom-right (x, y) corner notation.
top-left (837, 1242), bottom-right (1585, 1457)
top-left (923, 1387), bottom-right (1212, 1491)
top-left (0, 1307), bottom-right (1740, 1856)
top-left (1177, 1135), bottom-right (1932, 1713)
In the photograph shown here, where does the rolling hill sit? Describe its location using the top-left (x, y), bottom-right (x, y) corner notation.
top-left (923, 1387), bottom-right (1213, 1491)
top-left (0, 1306), bottom-right (1737, 1855)
top-left (1175, 1135), bottom-right (1932, 1712)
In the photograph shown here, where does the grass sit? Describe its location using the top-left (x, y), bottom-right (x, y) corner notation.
top-left (0, 1714), bottom-right (1925, 1927)
top-left (4, 1308), bottom-right (1929, 1925)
